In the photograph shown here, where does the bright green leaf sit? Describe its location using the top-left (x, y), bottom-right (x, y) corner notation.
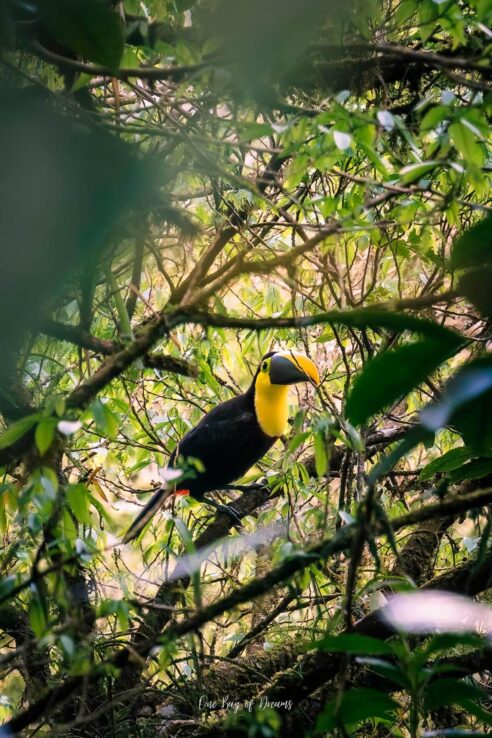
top-left (449, 120), bottom-right (484, 166)
top-left (67, 484), bottom-right (92, 526)
top-left (29, 590), bottom-right (47, 638)
top-left (314, 431), bottom-right (328, 477)
top-left (0, 414), bottom-right (40, 450)
top-left (35, 418), bottom-right (57, 457)
top-left (400, 161), bottom-right (440, 184)
top-left (91, 400), bottom-right (119, 439)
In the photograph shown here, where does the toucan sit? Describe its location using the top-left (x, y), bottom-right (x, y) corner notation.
top-left (123, 350), bottom-right (319, 542)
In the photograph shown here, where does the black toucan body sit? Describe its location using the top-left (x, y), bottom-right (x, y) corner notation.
top-left (123, 350), bottom-right (319, 542)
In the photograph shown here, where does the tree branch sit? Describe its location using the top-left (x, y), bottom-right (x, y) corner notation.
top-left (0, 290), bottom-right (458, 469)
top-left (40, 319), bottom-right (117, 355)
top-left (29, 41), bottom-right (208, 82)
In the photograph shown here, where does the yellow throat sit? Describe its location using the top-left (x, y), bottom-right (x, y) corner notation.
top-left (254, 371), bottom-right (289, 438)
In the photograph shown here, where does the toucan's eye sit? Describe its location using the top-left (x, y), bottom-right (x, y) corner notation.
top-left (261, 361), bottom-right (268, 372)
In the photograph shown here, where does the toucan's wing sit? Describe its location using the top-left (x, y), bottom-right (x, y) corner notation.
top-left (173, 396), bottom-right (274, 493)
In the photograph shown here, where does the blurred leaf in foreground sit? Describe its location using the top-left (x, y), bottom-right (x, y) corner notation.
top-left (0, 81), bottom-right (159, 399)
top-left (421, 357), bottom-right (492, 453)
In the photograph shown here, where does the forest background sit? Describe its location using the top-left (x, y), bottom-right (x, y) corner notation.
top-left (1, 0), bottom-right (492, 736)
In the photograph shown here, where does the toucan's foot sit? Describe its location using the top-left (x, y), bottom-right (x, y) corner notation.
top-left (204, 497), bottom-right (243, 527)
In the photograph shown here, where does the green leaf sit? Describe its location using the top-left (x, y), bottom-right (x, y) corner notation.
top-left (465, 702), bottom-right (492, 728)
top-left (346, 337), bottom-right (462, 427)
top-left (424, 677), bottom-right (486, 712)
top-left (419, 446), bottom-right (475, 480)
top-left (451, 394), bottom-right (492, 454)
top-left (399, 161), bottom-right (440, 184)
top-left (59, 634), bottom-right (75, 656)
top-left (91, 400), bottom-right (119, 439)
top-left (354, 657), bottom-right (409, 689)
top-left (287, 431), bottom-right (310, 455)
top-left (314, 431), bottom-right (328, 476)
top-left (97, 597), bottom-right (130, 629)
top-left (87, 493), bottom-right (112, 524)
top-left (448, 457), bottom-right (492, 483)
top-left (394, 0), bottom-right (418, 27)
top-left (41, 0), bottom-right (124, 69)
top-left (420, 105), bottom-right (450, 133)
top-left (423, 633), bottom-right (488, 658)
top-left (369, 425), bottom-right (434, 483)
top-left (29, 590), bottom-right (47, 638)
top-left (307, 633), bottom-right (393, 655)
top-left (54, 397), bottom-right (66, 417)
top-left (71, 73), bottom-right (93, 92)
top-left (35, 418), bottom-right (57, 457)
top-left (98, 598), bottom-right (130, 630)
top-left (451, 215), bottom-right (492, 269)
top-left (67, 484), bottom-right (92, 526)
top-left (238, 122), bottom-right (274, 142)
top-left (0, 413), bottom-right (40, 450)
top-left (459, 266), bottom-right (492, 317)
top-left (449, 119), bottom-right (484, 166)
top-left (0, 577), bottom-right (16, 599)
top-left (345, 422), bottom-right (364, 452)
top-left (315, 687), bottom-right (398, 732)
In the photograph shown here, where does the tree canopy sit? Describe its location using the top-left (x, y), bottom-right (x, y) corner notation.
top-left (0, 0), bottom-right (492, 736)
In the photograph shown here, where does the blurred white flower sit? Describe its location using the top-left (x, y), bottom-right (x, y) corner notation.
top-left (377, 110), bottom-right (395, 131)
top-left (57, 420), bottom-right (82, 435)
top-left (383, 591), bottom-right (492, 636)
top-left (158, 466), bottom-right (184, 482)
top-left (333, 131), bottom-right (352, 150)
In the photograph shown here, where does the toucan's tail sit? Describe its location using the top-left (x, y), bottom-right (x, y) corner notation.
top-left (122, 486), bottom-right (174, 543)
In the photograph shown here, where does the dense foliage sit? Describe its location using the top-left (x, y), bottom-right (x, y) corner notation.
top-left (0, 0), bottom-right (492, 735)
